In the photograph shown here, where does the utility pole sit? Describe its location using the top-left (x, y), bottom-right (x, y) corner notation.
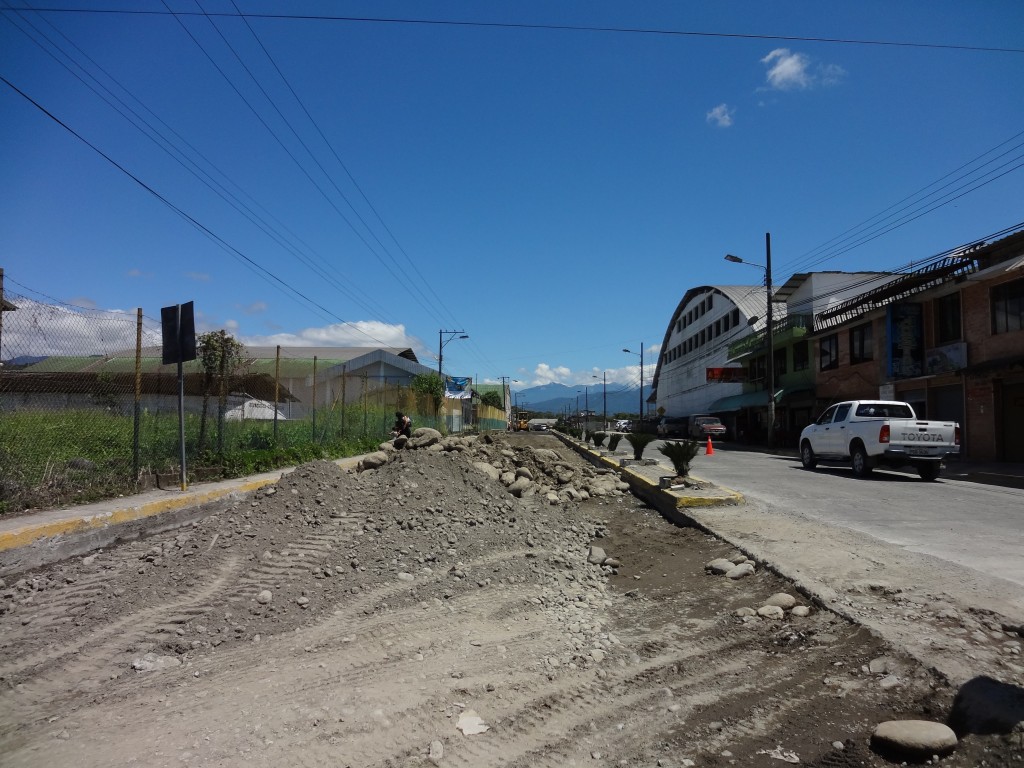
top-left (765, 232), bottom-right (776, 448)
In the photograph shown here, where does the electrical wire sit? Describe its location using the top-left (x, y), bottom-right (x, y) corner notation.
top-left (14, 7), bottom-right (1024, 55)
top-left (0, 74), bottom-right (397, 346)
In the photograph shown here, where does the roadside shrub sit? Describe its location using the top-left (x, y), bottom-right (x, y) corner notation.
top-left (607, 433), bottom-right (622, 452)
top-left (625, 432), bottom-right (656, 461)
top-left (593, 431), bottom-right (607, 447)
top-left (658, 440), bottom-right (701, 477)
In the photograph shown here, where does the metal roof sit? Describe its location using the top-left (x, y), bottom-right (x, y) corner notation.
top-left (651, 285), bottom-right (776, 394)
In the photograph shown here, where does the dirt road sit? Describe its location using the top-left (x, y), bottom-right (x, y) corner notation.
top-left (0, 432), bottom-right (1019, 767)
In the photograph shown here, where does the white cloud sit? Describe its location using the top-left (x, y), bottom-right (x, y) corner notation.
top-left (761, 48), bottom-right (845, 91)
top-left (1, 298), bottom-right (159, 358)
top-left (185, 271), bottom-right (210, 282)
top-left (706, 103), bottom-right (734, 127)
top-left (240, 320), bottom-right (413, 349)
top-left (819, 62), bottom-right (847, 87)
top-left (239, 301), bottom-right (267, 315)
top-left (531, 363), bottom-right (572, 386)
top-left (762, 48), bottom-right (812, 90)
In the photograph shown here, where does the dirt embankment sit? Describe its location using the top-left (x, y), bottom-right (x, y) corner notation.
top-left (0, 432), bottom-right (1019, 767)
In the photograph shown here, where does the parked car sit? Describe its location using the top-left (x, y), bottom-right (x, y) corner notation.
top-left (656, 416), bottom-right (689, 438)
top-left (614, 419), bottom-right (631, 432)
top-left (798, 400), bottom-right (960, 480)
top-left (689, 415), bottom-right (727, 441)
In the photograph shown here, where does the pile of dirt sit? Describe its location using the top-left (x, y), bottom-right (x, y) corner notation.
top-left (0, 432), bottom-right (1019, 767)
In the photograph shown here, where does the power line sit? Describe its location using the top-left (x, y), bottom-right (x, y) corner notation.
top-left (0, 73), bottom-right (397, 346)
top-left (1, 3), bottom-right (399, 324)
top-left (12, 7), bottom-right (1024, 55)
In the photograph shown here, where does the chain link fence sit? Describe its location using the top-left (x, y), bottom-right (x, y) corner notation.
top-left (0, 277), bottom-right (448, 514)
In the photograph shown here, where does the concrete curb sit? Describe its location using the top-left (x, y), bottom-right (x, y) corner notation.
top-left (551, 432), bottom-right (745, 509)
top-left (0, 456), bottom-right (362, 576)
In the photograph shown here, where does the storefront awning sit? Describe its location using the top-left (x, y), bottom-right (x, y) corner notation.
top-left (777, 388), bottom-right (815, 404)
top-left (708, 391), bottom-right (772, 412)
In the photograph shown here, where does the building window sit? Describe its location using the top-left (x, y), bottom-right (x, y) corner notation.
top-left (849, 323), bottom-right (873, 364)
top-left (992, 278), bottom-right (1024, 334)
top-left (723, 313), bottom-right (731, 331)
top-left (934, 293), bottom-right (961, 343)
top-left (793, 340), bottom-right (809, 371)
top-left (715, 319), bottom-right (722, 336)
top-left (750, 355), bottom-right (766, 382)
top-left (774, 347), bottom-right (787, 376)
top-left (731, 308), bottom-right (740, 326)
top-left (707, 294), bottom-right (713, 310)
top-left (820, 334), bottom-right (839, 371)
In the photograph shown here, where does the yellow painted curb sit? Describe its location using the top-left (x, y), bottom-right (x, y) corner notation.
top-left (0, 455), bottom-right (366, 555)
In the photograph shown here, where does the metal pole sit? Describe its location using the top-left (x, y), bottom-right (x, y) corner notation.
top-left (176, 306), bottom-right (186, 491)
top-left (438, 329), bottom-right (443, 378)
top-left (639, 342), bottom-right (644, 427)
top-left (603, 372), bottom-right (607, 429)
top-left (133, 308), bottom-right (142, 483)
top-left (766, 232), bottom-right (776, 449)
top-left (312, 355), bottom-right (318, 442)
top-left (273, 345), bottom-right (281, 443)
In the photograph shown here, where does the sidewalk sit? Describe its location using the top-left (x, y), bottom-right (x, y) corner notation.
top-left (0, 457), bottom-right (362, 576)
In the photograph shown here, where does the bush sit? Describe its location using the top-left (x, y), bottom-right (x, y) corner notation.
top-left (607, 433), bottom-right (622, 451)
top-left (593, 431), bottom-right (607, 447)
top-left (625, 432), bottom-right (656, 461)
top-left (658, 440), bottom-right (701, 477)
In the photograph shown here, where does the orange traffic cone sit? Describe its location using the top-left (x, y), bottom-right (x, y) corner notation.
top-left (705, 436), bottom-right (714, 455)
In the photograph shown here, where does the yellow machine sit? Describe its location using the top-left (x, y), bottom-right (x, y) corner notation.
top-left (516, 412), bottom-right (530, 431)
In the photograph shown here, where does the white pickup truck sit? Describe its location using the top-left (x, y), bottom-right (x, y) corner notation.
top-left (798, 400), bottom-right (960, 481)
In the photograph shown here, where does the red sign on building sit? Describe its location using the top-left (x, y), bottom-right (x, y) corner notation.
top-left (706, 367), bottom-right (746, 383)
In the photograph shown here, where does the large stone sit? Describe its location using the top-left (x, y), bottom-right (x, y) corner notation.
top-left (756, 605), bottom-right (785, 620)
top-left (725, 563), bottom-right (755, 580)
top-left (705, 558), bottom-right (734, 575)
top-left (588, 546), bottom-right (607, 565)
top-left (358, 451), bottom-right (390, 471)
top-left (948, 675), bottom-right (1024, 736)
top-left (507, 477), bottom-right (533, 497)
top-left (871, 720), bottom-right (957, 759)
top-left (764, 593), bottom-right (797, 610)
top-left (472, 462), bottom-right (501, 481)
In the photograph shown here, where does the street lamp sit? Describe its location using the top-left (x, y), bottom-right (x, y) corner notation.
top-left (623, 343), bottom-right (644, 427)
top-left (593, 372), bottom-right (606, 429)
top-left (726, 232), bottom-right (775, 448)
top-left (438, 329), bottom-right (468, 378)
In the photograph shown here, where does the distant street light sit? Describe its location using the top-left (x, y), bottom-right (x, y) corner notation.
top-left (623, 343), bottom-right (644, 426)
top-left (593, 372), bottom-right (607, 429)
top-left (438, 329), bottom-right (469, 378)
top-left (726, 232), bottom-right (775, 447)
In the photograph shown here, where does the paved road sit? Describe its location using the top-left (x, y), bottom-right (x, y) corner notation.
top-left (680, 442), bottom-right (1024, 588)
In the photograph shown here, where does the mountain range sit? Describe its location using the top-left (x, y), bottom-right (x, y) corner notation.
top-left (511, 382), bottom-right (651, 417)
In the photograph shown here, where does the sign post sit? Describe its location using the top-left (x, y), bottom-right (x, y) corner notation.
top-left (161, 302), bottom-right (196, 491)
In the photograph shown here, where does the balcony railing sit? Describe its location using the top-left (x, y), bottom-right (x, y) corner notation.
top-left (727, 314), bottom-right (811, 359)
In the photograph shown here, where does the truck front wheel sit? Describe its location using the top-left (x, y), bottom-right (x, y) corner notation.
top-left (800, 441), bottom-right (817, 469)
top-left (917, 462), bottom-right (941, 481)
top-left (851, 443), bottom-right (873, 477)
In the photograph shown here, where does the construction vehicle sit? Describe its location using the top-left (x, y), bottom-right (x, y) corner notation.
top-left (515, 411), bottom-right (530, 431)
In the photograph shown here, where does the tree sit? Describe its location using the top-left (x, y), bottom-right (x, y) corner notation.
top-left (411, 373), bottom-right (444, 415)
top-left (480, 391), bottom-right (502, 409)
top-left (196, 330), bottom-right (247, 453)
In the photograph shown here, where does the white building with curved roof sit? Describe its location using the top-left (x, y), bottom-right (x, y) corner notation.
top-left (651, 285), bottom-right (776, 418)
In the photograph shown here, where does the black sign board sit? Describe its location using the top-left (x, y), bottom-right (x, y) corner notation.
top-left (161, 302), bottom-right (197, 365)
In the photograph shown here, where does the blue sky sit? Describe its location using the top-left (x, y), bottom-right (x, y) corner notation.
top-left (2, 1), bottom-right (1023, 393)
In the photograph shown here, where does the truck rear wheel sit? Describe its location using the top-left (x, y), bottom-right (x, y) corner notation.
top-left (851, 443), bottom-right (873, 477)
top-left (917, 463), bottom-right (941, 481)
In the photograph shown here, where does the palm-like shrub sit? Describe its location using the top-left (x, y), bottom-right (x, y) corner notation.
top-left (658, 440), bottom-right (701, 477)
top-left (625, 432), bottom-right (656, 461)
top-left (593, 431), bottom-right (607, 447)
top-left (607, 433), bottom-right (622, 452)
